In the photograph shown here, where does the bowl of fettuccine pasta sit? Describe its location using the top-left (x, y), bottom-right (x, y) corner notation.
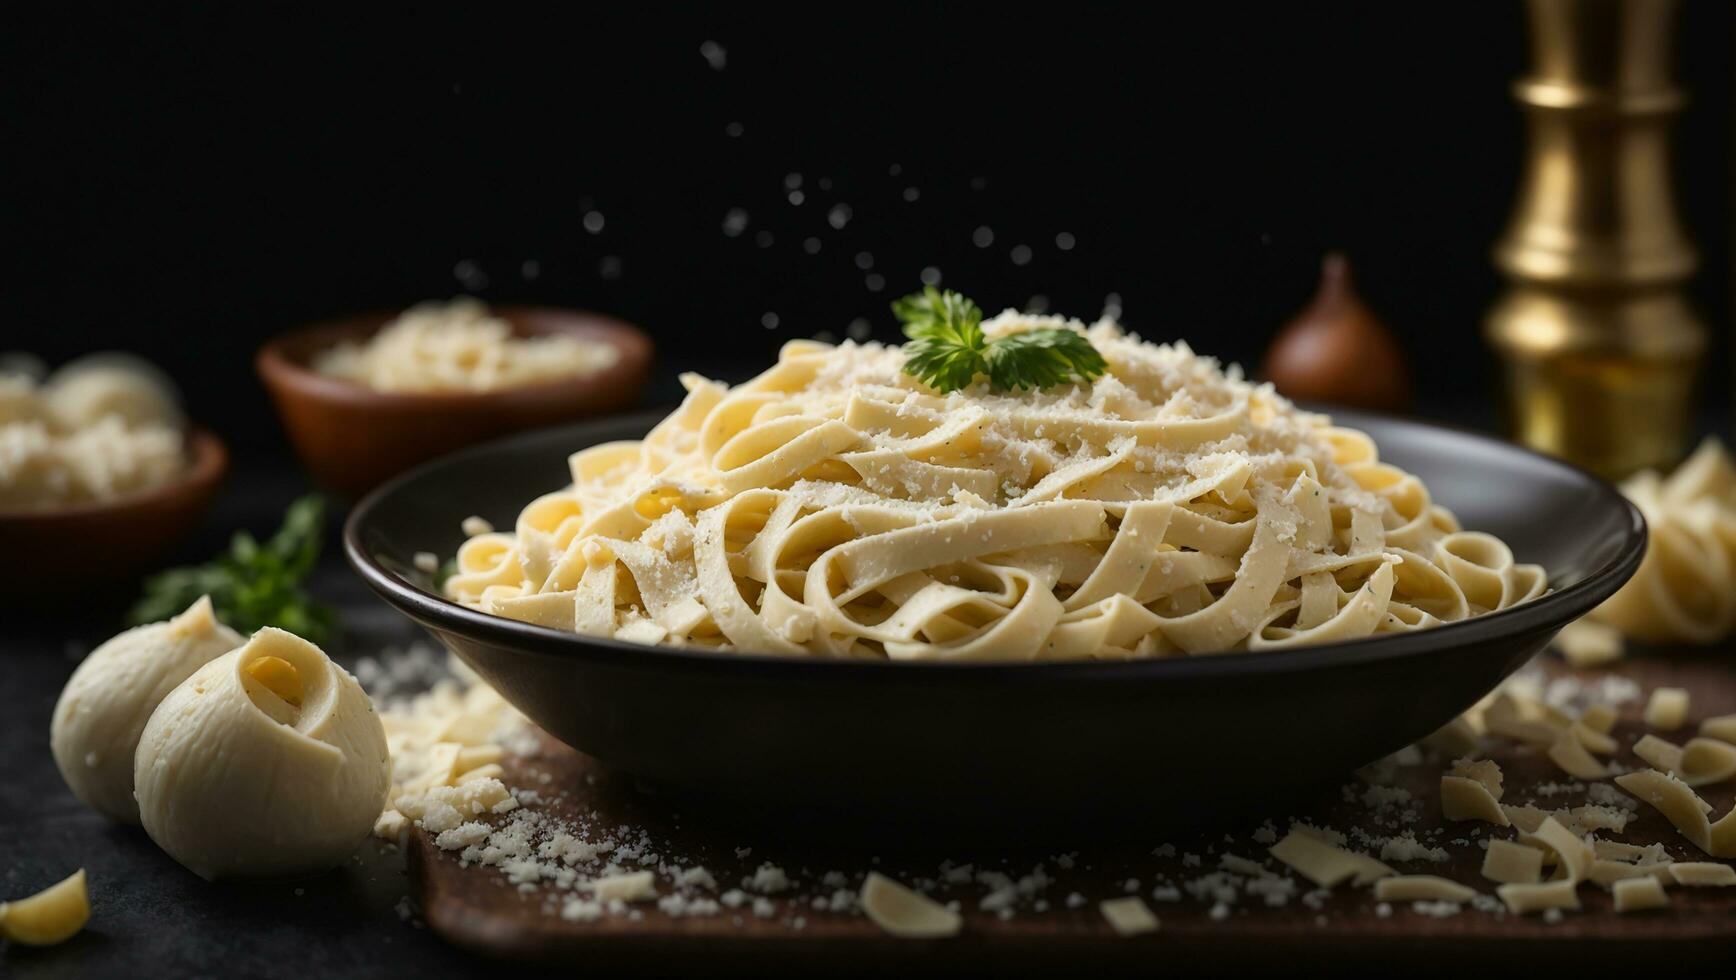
top-left (346, 316), bottom-right (1643, 835)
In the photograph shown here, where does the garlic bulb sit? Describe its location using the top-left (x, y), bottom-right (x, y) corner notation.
top-left (134, 628), bottom-right (390, 880)
top-left (51, 596), bottom-right (243, 823)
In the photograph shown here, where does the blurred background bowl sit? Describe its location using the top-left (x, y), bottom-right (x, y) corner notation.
top-left (0, 427), bottom-right (227, 601)
top-left (256, 306), bottom-right (651, 498)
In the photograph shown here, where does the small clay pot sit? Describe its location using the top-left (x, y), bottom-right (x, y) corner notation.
top-left (257, 307), bottom-right (652, 498)
top-left (0, 428), bottom-right (227, 600)
top-left (1263, 254), bottom-right (1412, 412)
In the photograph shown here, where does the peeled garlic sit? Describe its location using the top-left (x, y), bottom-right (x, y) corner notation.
top-left (0, 869), bottom-right (90, 946)
top-left (134, 628), bottom-right (389, 879)
top-left (51, 596), bottom-right (243, 823)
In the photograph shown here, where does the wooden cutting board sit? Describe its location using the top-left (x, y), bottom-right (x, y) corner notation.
top-left (407, 655), bottom-right (1736, 971)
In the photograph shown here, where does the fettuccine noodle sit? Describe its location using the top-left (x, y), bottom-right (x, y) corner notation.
top-left (446, 312), bottom-right (1545, 660)
top-left (1591, 438), bottom-right (1736, 643)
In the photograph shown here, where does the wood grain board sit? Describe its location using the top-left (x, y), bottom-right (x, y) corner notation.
top-left (407, 655), bottom-right (1736, 971)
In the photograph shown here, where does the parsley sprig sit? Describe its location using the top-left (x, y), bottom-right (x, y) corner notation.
top-left (895, 287), bottom-right (1106, 393)
top-left (128, 495), bottom-right (337, 643)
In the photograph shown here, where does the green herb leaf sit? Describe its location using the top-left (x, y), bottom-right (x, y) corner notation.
top-left (894, 286), bottom-right (1106, 394)
top-left (982, 327), bottom-right (1108, 391)
top-left (128, 494), bottom-right (338, 644)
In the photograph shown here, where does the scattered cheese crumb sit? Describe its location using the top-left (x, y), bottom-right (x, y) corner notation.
top-left (1553, 619), bottom-right (1623, 667)
top-left (1481, 840), bottom-right (1543, 885)
top-left (1373, 876), bottom-right (1477, 903)
top-left (1099, 897), bottom-right (1160, 936)
top-left (1644, 688), bottom-right (1689, 731)
top-left (593, 871), bottom-right (657, 903)
top-left (1669, 862), bottom-right (1736, 887)
top-left (860, 872), bottom-right (960, 939)
top-left (1611, 876), bottom-right (1669, 913)
top-left (1497, 880), bottom-right (1580, 915)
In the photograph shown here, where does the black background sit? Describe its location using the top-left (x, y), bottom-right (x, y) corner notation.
top-left (4, 3), bottom-right (1730, 460)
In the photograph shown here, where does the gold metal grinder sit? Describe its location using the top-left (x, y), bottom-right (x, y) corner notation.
top-left (1486, 0), bottom-right (1705, 479)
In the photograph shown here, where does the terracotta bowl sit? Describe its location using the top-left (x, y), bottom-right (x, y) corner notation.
top-left (256, 306), bottom-right (652, 498)
top-left (0, 428), bottom-right (228, 600)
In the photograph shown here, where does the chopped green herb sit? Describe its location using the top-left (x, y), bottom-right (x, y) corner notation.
top-left (128, 495), bottom-right (337, 643)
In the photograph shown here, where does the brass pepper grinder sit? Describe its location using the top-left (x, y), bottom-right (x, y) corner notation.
top-left (1486, 0), bottom-right (1706, 479)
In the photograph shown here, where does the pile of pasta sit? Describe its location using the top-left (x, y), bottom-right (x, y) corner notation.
top-left (1592, 438), bottom-right (1736, 644)
top-left (447, 313), bottom-right (1546, 660)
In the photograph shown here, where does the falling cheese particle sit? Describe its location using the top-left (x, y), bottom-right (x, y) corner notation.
top-left (1269, 830), bottom-right (1392, 888)
top-left (1497, 880), bottom-right (1580, 915)
top-left (592, 871), bottom-right (657, 903)
top-left (1553, 619), bottom-right (1624, 667)
top-left (1680, 737), bottom-right (1736, 787)
top-left (1702, 714), bottom-right (1736, 744)
top-left (1644, 688), bottom-right (1689, 731)
top-left (1611, 876), bottom-right (1670, 913)
top-left (1372, 875), bottom-right (1478, 903)
top-left (1530, 817), bottom-right (1594, 882)
top-left (1099, 896), bottom-right (1160, 936)
top-left (1668, 862), bottom-right (1736, 886)
top-left (1481, 839), bottom-right (1544, 885)
top-left (0, 869), bottom-right (90, 946)
top-left (860, 872), bottom-right (961, 939)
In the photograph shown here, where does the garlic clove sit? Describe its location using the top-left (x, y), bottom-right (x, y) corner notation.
top-left (50, 595), bottom-right (244, 823)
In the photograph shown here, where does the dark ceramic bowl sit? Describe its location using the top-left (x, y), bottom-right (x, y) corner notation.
top-left (0, 428), bottom-right (228, 602)
top-left (257, 306), bottom-right (652, 498)
top-left (346, 410), bottom-right (1644, 840)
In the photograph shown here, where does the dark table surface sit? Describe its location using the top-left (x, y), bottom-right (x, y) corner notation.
top-left (1, 468), bottom-right (517, 980)
top-left (4, 400), bottom-right (1727, 979)
top-left (0, 368), bottom-right (728, 980)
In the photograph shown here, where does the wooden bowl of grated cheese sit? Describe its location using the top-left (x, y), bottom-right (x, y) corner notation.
top-left (258, 302), bottom-right (652, 497)
top-left (0, 427), bottom-right (227, 601)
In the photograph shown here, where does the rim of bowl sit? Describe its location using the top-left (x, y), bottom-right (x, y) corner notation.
top-left (255, 305), bottom-right (654, 409)
top-left (345, 408), bottom-right (1647, 681)
top-left (0, 426), bottom-right (228, 522)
